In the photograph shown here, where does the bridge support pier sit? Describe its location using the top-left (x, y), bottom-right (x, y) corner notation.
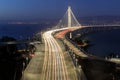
top-left (69, 32), bottom-right (72, 39)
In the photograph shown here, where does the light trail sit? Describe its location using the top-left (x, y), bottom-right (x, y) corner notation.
top-left (41, 30), bottom-right (69, 80)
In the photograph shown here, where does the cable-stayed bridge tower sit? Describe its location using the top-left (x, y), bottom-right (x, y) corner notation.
top-left (56, 6), bottom-right (81, 28)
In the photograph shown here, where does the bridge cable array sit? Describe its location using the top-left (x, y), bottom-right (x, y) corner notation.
top-left (55, 6), bottom-right (81, 29)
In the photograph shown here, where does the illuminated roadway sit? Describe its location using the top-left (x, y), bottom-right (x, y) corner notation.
top-left (21, 27), bottom-right (85, 80)
top-left (41, 30), bottom-right (69, 80)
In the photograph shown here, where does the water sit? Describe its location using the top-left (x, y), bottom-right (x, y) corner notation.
top-left (81, 29), bottom-right (120, 58)
top-left (0, 24), bottom-right (45, 40)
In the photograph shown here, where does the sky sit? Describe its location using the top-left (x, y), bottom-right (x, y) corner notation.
top-left (0, 0), bottom-right (120, 20)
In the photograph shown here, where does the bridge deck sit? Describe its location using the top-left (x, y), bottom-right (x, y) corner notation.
top-left (22, 30), bottom-right (77, 80)
top-left (22, 44), bottom-right (44, 80)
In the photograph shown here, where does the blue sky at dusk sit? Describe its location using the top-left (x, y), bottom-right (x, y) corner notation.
top-left (0, 0), bottom-right (120, 20)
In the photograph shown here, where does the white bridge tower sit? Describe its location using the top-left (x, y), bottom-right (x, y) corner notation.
top-left (55, 6), bottom-right (81, 38)
top-left (56, 6), bottom-right (81, 28)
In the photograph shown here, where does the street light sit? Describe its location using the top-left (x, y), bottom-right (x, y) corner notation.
top-left (75, 58), bottom-right (78, 67)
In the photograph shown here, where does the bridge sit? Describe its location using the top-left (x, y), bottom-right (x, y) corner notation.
top-left (22, 6), bottom-right (120, 80)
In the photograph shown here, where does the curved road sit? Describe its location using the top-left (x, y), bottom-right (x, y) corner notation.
top-left (41, 30), bottom-right (69, 80)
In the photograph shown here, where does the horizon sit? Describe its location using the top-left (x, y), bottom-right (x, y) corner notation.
top-left (0, 0), bottom-right (120, 21)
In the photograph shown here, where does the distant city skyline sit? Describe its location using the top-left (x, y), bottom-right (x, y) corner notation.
top-left (0, 0), bottom-right (120, 21)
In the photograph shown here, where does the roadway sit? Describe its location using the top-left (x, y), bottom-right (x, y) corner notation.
top-left (21, 43), bottom-right (45, 80)
top-left (22, 27), bottom-right (80, 80)
top-left (41, 30), bottom-right (69, 80)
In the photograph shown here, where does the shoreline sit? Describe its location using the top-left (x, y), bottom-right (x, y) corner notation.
top-left (67, 26), bottom-right (120, 58)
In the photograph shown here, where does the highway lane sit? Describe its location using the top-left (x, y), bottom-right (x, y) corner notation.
top-left (21, 43), bottom-right (45, 80)
top-left (21, 27), bottom-right (85, 80)
top-left (41, 30), bottom-right (69, 80)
